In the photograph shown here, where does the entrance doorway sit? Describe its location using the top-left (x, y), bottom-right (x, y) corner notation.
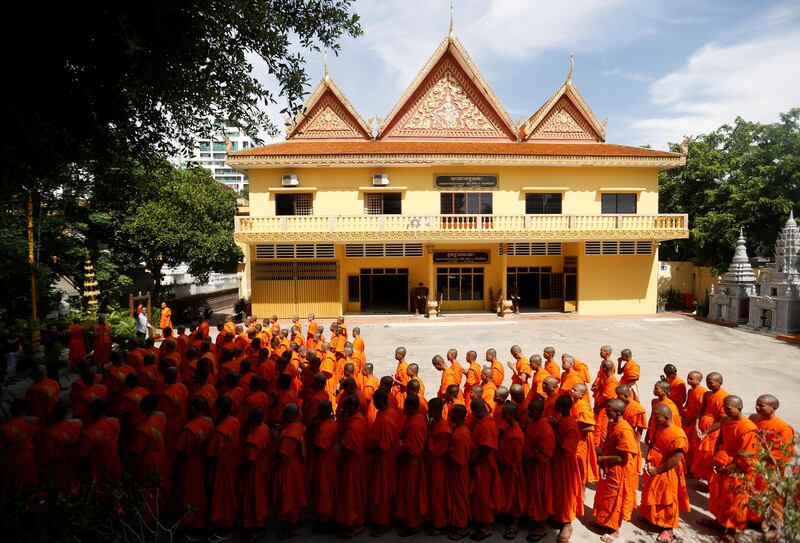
top-left (507, 267), bottom-right (554, 310)
top-left (359, 268), bottom-right (409, 312)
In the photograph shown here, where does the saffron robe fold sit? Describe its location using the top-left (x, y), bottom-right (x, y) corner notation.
top-left (336, 412), bottom-right (369, 527)
top-left (639, 425), bottom-right (690, 529)
top-left (524, 417), bottom-right (555, 522)
top-left (551, 415), bottom-right (582, 523)
top-left (395, 413), bottom-right (429, 528)
top-left (36, 419), bottom-right (83, 493)
top-left (175, 416), bottom-right (214, 529)
top-left (592, 419), bottom-right (639, 530)
top-left (0, 417), bottom-right (39, 495)
top-left (426, 418), bottom-right (452, 529)
top-left (708, 418), bottom-right (757, 532)
top-left (273, 421), bottom-right (307, 524)
top-left (208, 416), bottom-right (241, 527)
top-left (572, 400), bottom-right (599, 484)
top-left (310, 418), bottom-right (339, 521)
top-left (79, 417), bottom-right (123, 482)
top-left (499, 423), bottom-right (526, 517)
top-left (691, 388), bottom-right (729, 481)
top-left (368, 408), bottom-right (400, 525)
top-left (470, 416), bottom-right (505, 524)
top-left (242, 423), bottom-right (274, 527)
top-left (447, 425), bottom-right (472, 528)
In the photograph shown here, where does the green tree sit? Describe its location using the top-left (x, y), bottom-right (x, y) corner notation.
top-left (114, 163), bottom-right (243, 302)
top-left (660, 109), bottom-right (800, 271)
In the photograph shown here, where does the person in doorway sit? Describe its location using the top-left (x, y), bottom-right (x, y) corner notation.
top-left (413, 282), bottom-right (428, 316)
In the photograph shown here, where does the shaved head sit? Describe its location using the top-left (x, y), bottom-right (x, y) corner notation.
top-left (543, 347), bottom-right (555, 356)
top-left (510, 345), bottom-right (522, 355)
top-left (757, 394), bottom-right (779, 408)
top-left (600, 345), bottom-right (612, 355)
top-left (607, 398), bottom-right (626, 415)
top-left (724, 395), bottom-right (743, 410)
top-left (601, 359), bottom-right (614, 372)
top-left (707, 372), bottom-right (723, 383)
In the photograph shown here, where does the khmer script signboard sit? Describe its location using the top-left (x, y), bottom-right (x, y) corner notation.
top-left (435, 175), bottom-right (498, 188)
top-left (433, 251), bottom-right (490, 264)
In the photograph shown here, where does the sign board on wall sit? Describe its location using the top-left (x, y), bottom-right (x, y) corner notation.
top-left (433, 251), bottom-right (490, 264)
top-left (435, 175), bottom-right (498, 188)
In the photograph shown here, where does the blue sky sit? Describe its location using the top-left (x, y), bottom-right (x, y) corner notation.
top-left (254, 0), bottom-right (800, 150)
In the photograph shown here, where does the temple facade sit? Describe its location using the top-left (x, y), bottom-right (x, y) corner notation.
top-left (228, 34), bottom-right (688, 317)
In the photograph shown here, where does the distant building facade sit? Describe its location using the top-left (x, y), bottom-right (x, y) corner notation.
top-left (184, 122), bottom-right (255, 192)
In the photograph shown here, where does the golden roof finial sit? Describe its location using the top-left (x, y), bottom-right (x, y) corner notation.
top-left (449, 0), bottom-right (454, 39)
top-left (323, 49), bottom-right (329, 81)
top-left (566, 52), bottom-right (574, 84)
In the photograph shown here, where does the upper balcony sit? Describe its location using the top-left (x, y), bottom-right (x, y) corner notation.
top-left (234, 213), bottom-right (688, 243)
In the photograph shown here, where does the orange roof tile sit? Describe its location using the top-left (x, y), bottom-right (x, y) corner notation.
top-left (231, 140), bottom-right (679, 159)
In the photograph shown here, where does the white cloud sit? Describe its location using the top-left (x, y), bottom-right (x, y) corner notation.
top-left (601, 68), bottom-right (654, 82)
top-left (629, 30), bottom-right (800, 148)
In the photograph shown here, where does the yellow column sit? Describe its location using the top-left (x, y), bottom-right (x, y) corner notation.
top-left (501, 242), bottom-right (508, 301)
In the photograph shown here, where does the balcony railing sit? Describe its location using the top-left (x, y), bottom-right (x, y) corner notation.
top-left (234, 214), bottom-right (688, 241)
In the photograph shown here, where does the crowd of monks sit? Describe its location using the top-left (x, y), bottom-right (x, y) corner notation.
top-left (0, 313), bottom-right (796, 543)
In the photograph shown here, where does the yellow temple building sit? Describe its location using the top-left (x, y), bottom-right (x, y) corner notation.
top-left (228, 34), bottom-right (688, 318)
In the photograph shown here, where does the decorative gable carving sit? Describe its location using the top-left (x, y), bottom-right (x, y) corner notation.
top-left (292, 91), bottom-right (371, 140)
top-left (528, 96), bottom-right (600, 141)
top-left (382, 55), bottom-right (514, 140)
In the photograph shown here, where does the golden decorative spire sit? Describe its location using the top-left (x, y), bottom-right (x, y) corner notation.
top-left (566, 52), bottom-right (574, 84)
top-left (449, 0), bottom-right (454, 38)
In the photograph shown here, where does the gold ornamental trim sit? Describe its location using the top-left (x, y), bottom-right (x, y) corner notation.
top-left (235, 228), bottom-right (689, 243)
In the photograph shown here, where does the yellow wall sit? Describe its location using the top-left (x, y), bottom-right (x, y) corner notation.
top-left (577, 250), bottom-right (658, 315)
top-left (657, 261), bottom-right (717, 303)
top-left (248, 165), bottom-right (661, 216)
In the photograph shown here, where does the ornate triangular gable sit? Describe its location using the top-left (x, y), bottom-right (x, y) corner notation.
top-left (287, 78), bottom-right (371, 140)
top-left (378, 37), bottom-right (517, 140)
top-left (520, 80), bottom-right (606, 142)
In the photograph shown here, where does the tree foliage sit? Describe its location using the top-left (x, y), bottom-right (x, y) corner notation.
top-left (660, 109), bottom-right (800, 271)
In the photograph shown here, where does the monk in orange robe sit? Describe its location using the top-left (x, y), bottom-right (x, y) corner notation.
top-left (699, 395), bottom-right (757, 543)
top-left (480, 367), bottom-right (497, 412)
top-left (572, 356), bottom-right (591, 387)
top-left (639, 404), bottom-right (690, 543)
top-left (425, 398), bottom-right (451, 535)
top-left (25, 365), bottom-right (60, 425)
top-left (591, 345), bottom-right (615, 401)
top-left (336, 394), bottom-right (369, 538)
top-left (509, 384), bottom-right (530, 427)
top-left (485, 348), bottom-right (505, 387)
top-left (392, 346), bottom-right (410, 408)
top-left (691, 372), bottom-right (728, 485)
top-left (71, 368), bottom-right (108, 422)
top-left (746, 394), bottom-right (795, 535)
top-left (67, 318), bottom-right (86, 369)
top-left (273, 403), bottom-right (307, 539)
top-left (542, 376), bottom-right (560, 419)
top-left (570, 383), bottom-right (599, 488)
top-left (159, 302), bottom-right (172, 331)
top-left (680, 371), bottom-right (706, 469)
top-left (543, 346), bottom-right (560, 380)
top-left (593, 359), bottom-right (619, 449)
top-left (446, 348), bottom-right (464, 388)
top-left (319, 342), bottom-right (338, 410)
top-left (0, 399), bottom-right (39, 496)
top-left (303, 374), bottom-right (330, 426)
top-left (469, 398), bottom-right (505, 540)
top-left (361, 363), bottom-right (379, 425)
top-left (79, 398), bottom-right (122, 483)
top-left (447, 404), bottom-right (471, 539)
top-left (592, 398), bottom-right (639, 542)
top-left (128, 395), bottom-right (172, 520)
top-left (559, 355), bottom-right (583, 397)
top-left (309, 400), bottom-right (338, 531)
top-left (352, 326), bottom-right (365, 354)
top-left (395, 395), bottom-right (429, 536)
top-left (91, 316), bottom-right (112, 369)
top-left (617, 348), bottom-right (640, 401)
top-left (550, 395), bottom-right (583, 542)
top-left (646, 380), bottom-right (682, 446)
top-left (499, 402), bottom-right (527, 539)
top-left (463, 350), bottom-right (481, 402)
top-left (661, 364), bottom-right (686, 408)
top-left (433, 355), bottom-right (457, 399)
top-left (527, 354), bottom-right (548, 401)
top-left (616, 383), bottom-right (646, 513)
top-left (36, 401), bottom-right (83, 493)
top-left (241, 407), bottom-right (274, 539)
top-left (367, 389), bottom-right (400, 535)
top-left (207, 396), bottom-right (241, 541)
top-left (524, 398), bottom-right (555, 542)
top-left (175, 396), bottom-right (214, 536)
top-left (157, 367), bottom-right (188, 461)
top-left (507, 344), bottom-right (532, 396)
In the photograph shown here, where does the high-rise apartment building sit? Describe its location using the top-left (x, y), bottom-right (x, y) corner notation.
top-left (184, 123), bottom-right (255, 193)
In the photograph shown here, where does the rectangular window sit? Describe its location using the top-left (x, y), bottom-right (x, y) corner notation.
top-left (436, 267), bottom-right (484, 301)
top-left (199, 142), bottom-right (210, 152)
top-left (275, 193), bottom-right (313, 216)
top-left (601, 193), bottom-right (637, 214)
top-left (525, 193), bottom-right (562, 214)
top-left (348, 276), bottom-right (360, 302)
top-left (212, 142), bottom-right (227, 152)
top-left (440, 193), bottom-right (492, 214)
top-left (364, 193), bottom-right (402, 215)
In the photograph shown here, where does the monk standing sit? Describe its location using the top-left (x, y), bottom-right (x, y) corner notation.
top-left (550, 395), bottom-right (582, 542)
top-left (527, 354), bottom-right (548, 401)
top-left (336, 394), bottom-right (368, 538)
top-left (392, 347), bottom-right (410, 408)
top-left (591, 398), bottom-right (638, 542)
top-left (680, 371), bottom-right (706, 470)
top-left (273, 403), bottom-right (307, 540)
top-left (507, 345), bottom-right (532, 396)
top-left (207, 396), bottom-right (241, 541)
top-left (499, 402), bottom-right (526, 539)
top-left (0, 399), bottom-right (39, 496)
top-left (159, 302), bottom-right (173, 331)
top-left (485, 348), bottom-right (504, 387)
top-left (543, 346), bottom-right (560, 380)
top-left (447, 404), bottom-right (471, 540)
top-left (469, 398), bottom-right (505, 540)
top-left (639, 404), bottom-right (690, 543)
top-left (570, 383), bottom-right (599, 488)
top-left (617, 349), bottom-right (640, 401)
top-left (36, 401), bottom-right (82, 493)
top-left (367, 389), bottom-right (400, 536)
top-left (91, 315), bottom-right (112, 369)
top-left (425, 398), bottom-right (451, 536)
top-left (691, 372), bottom-right (729, 488)
top-left (309, 400), bottom-right (338, 533)
top-left (240, 407), bottom-right (274, 542)
top-left (542, 376), bottom-right (560, 419)
top-left (128, 395), bottom-right (172, 519)
top-left (433, 355), bottom-right (457, 400)
top-left (68, 318), bottom-right (86, 369)
top-left (447, 348), bottom-right (464, 388)
top-left (559, 355), bottom-right (583, 397)
top-left (396, 394), bottom-right (429, 536)
top-left (524, 398), bottom-right (555, 542)
top-left (463, 350), bottom-right (481, 402)
top-left (698, 395), bottom-right (757, 543)
top-left (593, 359), bottom-right (619, 449)
top-left (661, 364), bottom-right (687, 409)
top-left (175, 396), bottom-right (214, 538)
top-left (646, 381), bottom-right (681, 446)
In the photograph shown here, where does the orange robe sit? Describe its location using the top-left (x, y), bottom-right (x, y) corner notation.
top-left (0, 417), bottom-right (39, 495)
top-left (574, 359), bottom-right (591, 384)
top-left (594, 374), bottom-right (619, 449)
top-left (426, 418), bottom-right (452, 529)
top-left (352, 336), bottom-right (365, 354)
top-left (618, 359), bottom-right (641, 401)
top-left (393, 360), bottom-right (409, 407)
top-left (667, 376), bottom-right (687, 408)
top-left (592, 419), bottom-right (639, 530)
top-left (362, 375), bottom-right (379, 426)
top-left (499, 423), bottom-right (526, 517)
top-left (525, 417), bottom-right (555, 521)
top-left (336, 412), bottom-right (369, 527)
top-left (572, 399), bottom-right (599, 485)
top-left (396, 413), bottom-right (429, 528)
top-left (273, 421), bottom-right (306, 524)
top-left (175, 416), bottom-right (214, 529)
top-left (691, 387), bottom-right (729, 481)
top-left (512, 357), bottom-right (533, 396)
top-left (463, 361), bottom-right (481, 403)
top-left (559, 369), bottom-right (582, 396)
top-left (26, 378), bottom-right (61, 424)
top-left (159, 308), bottom-right (172, 330)
top-left (448, 425), bottom-right (471, 528)
top-left (709, 418), bottom-right (757, 531)
top-left (242, 423), bottom-right (274, 527)
top-left (544, 359), bottom-right (561, 380)
top-left (680, 384), bottom-right (707, 467)
top-left (450, 359), bottom-right (465, 387)
top-left (527, 367), bottom-right (547, 401)
top-left (639, 425), bottom-right (690, 529)
top-left (491, 359), bottom-right (504, 387)
top-left (68, 323), bottom-right (86, 368)
top-left (646, 398), bottom-right (682, 445)
top-left (310, 419), bottom-right (339, 521)
top-left (747, 416), bottom-right (795, 523)
top-left (471, 416), bottom-right (505, 524)
top-left (622, 399), bottom-right (647, 513)
top-left (79, 417), bottom-right (123, 482)
top-left (158, 382), bottom-right (189, 460)
top-left (92, 323), bottom-right (112, 366)
top-left (543, 393), bottom-right (558, 419)
top-left (438, 367), bottom-right (457, 399)
top-left (551, 415), bottom-right (582, 523)
top-left (368, 408), bottom-right (400, 525)
top-left (129, 412), bottom-right (173, 518)
top-left (36, 418), bottom-right (83, 493)
top-left (208, 416), bottom-right (241, 527)
top-left (320, 353), bottom-right (338, 410)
